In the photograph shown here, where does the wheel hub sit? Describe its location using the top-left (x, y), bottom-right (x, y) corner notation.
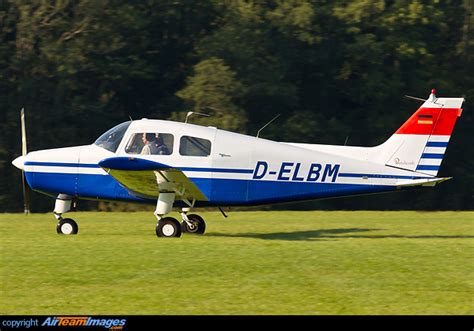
top-left (162, 223), bottom-right (175, 236)
top-left (61, 223), bottom-right (73, 234)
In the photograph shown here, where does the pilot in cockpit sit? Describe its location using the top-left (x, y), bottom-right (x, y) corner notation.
top-left (141, 133), bottom-right (170, 155)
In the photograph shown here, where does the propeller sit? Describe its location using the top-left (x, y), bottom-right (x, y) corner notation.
top-left (20, 108), bottom-right (30, 215)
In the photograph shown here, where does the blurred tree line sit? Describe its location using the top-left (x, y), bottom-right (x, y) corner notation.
top-left (0, 0), bottom-right (472, 212)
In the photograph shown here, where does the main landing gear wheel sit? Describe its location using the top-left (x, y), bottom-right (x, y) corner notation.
top-left (181, 214), bottom-right (206, 235)
top-left (56, 218), bottom-right (78, 235)
top-left (156, 217), bottom-right (182, 238)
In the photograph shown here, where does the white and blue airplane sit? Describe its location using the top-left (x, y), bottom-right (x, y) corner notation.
top-left (12, 89), bottom-right (464, 237)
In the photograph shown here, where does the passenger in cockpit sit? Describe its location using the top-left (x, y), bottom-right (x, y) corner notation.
top-left (141, 133), bottom-right (170, 155)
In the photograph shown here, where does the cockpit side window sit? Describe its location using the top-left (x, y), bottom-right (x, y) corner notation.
top-left (125, 132), bottom-right (174, 155)
top-left (179, 136), bottom-right (211, 156)
top-left (94, 121), bottom-right (131, 153)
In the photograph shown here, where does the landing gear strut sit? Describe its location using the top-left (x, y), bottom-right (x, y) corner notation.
top-left (154, 193), bottom-right (181, 238)
top-left (53, 194), bottom-right (78, 235)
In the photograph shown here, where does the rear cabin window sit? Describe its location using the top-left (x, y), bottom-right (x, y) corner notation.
top-left (125, 132), bottom-right (174, 155)
top-left (179, 136), bottom-right (211, 157)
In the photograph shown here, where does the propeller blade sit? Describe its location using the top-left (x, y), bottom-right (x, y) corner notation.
top-left (20, 108), bottom-right (30, 214)
top-left (21, 108), bottom-right (27, 156)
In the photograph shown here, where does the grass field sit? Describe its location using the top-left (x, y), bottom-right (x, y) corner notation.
top-left (0, 210), bottom-right (473, 315)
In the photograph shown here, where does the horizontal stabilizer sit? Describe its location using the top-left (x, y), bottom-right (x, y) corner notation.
top-left (397, 177), bottom-right (451, 188)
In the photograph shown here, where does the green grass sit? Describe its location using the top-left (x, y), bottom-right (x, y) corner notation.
top-left (1, 211), bottom-right (473, 315)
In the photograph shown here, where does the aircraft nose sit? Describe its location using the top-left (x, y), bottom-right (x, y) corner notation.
top-left (12, 155), bottom-right (26, 170)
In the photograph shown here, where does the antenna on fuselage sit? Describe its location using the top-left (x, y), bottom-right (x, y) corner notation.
top-left (256, 113), bottom-right (281, 138)
top-left (404, 95), bottom-right (426, 102)
top-left (185, 111), bottom-right (210, 124)
top-left (344, 136), bottom-right (349, 146)
top-left (128, 115), bottom-right (133, 121)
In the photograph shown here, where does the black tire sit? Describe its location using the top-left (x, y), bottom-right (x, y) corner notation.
top-left (181, 214), bottom-right (206, 234)
top-left (156, 217), bottom-right (181, 238)
top-left (56, 218), bottom-right (78, 235)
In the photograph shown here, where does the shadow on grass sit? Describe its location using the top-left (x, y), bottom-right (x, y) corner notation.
top-left (208, 228), bottom-right (474, 241)
top-left (209, 228), bottom-right (376, 241)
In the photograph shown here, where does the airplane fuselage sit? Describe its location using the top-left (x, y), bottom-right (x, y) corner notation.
top-left (19, 118), bottom-right (440, 207)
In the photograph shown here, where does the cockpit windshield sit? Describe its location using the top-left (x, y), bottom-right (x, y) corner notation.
top-left (94, 121), bottom-right (131, 152)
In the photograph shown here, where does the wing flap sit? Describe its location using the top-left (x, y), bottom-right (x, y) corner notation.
top-left (98, 157), bottom-right (208, 200)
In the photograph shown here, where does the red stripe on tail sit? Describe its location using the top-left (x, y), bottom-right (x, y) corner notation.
top-left (395, 107), bottom-right (462, 136)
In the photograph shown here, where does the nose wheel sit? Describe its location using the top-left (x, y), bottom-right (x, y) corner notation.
top-left (56, 218), bottom-right (78, 235)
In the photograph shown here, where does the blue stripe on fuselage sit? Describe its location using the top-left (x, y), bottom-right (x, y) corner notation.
top-left (426, 142), bottom-right (448, 147)
top-left (26, 171), bottom-right (396, 206)
top-left (416, 165), bottom-right (440, 171)
top-left (25, 161), bottom-right (99, 168)
top-left (420, 153), bottom-right (444, 159)
top-left (338, 173), bottom-right (432, 180)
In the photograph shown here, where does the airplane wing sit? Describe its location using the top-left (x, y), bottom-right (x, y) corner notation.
top-left (98, 157), bottom-right (208, 201)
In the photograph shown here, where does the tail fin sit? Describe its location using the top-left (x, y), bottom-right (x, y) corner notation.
top-left (383, 89), bottom-right (464, 176)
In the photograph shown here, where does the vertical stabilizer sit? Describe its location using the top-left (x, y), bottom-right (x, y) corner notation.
top-left (384, 89), bottom-right (464, 176)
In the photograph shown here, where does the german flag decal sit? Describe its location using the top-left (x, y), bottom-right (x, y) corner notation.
top-left (417, 119), bottom-right (433, 124)
top-left (417, 114), bottom-right (433, 125)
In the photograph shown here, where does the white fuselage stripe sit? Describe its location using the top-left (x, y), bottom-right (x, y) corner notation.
top-left (418, 159), bottom-right (443, 166)
top-left (24, 165), bottom-right (107, 175)
top-left (423, 146), bottom-right (446, 154)
top-left (428, 135), bottom-right (451, 142)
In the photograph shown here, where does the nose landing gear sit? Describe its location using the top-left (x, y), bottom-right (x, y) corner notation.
top-left (53, 194), bottom-right (78, 235)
